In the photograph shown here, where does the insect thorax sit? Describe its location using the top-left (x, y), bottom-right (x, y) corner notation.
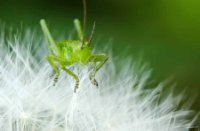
top-left (57, 40), bottom-right (92, 65)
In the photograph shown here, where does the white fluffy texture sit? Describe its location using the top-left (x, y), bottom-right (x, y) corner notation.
top-left (0, 34), bottom-right (197, 131)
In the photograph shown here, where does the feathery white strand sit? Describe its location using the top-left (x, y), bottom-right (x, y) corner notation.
top-left (0, 30), bottom-right (198, 131)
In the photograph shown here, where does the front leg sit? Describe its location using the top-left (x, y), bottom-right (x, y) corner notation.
top-left (61, 66), bottom-right (80, 93)
top-left (89, 54), bottom-right (108, 87)
top-left (47, 55), bottom-right (69, 86)
top-left (89, 63), bottom-right (98, 86)
top-left (47, 55), bottom-right (61, 86)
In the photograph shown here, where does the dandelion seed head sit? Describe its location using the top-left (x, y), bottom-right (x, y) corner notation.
top-left (0, 29), bottom-right (198, 131)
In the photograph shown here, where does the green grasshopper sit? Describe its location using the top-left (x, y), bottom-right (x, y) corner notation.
top-left (40, 1), bottom-right (108, 93)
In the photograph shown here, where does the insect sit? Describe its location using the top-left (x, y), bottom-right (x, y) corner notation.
top-left (40, 0), bottom-right (108, 92)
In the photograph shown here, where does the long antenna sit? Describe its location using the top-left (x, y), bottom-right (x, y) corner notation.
top-left (88, 21), bottom-right (96, 45)
top-left (81, 0), bottom-right (87, 48)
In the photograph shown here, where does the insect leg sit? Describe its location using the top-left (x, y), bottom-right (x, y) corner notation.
top-left (47, 55), bottom-right (61, 86)
top-left (61, 66), bottom-right (80, 93)
top-left (40, 19), bottom-right (58, 55)
top-left (74, 19), bottom-right (83, 41)
top-left (89, 54), bottom-right (108, 86)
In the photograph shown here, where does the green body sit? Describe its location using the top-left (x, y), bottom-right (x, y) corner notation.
top-left (40, 19), bottom-right (108, 92)
top-left (56, 41), bottom-right (92, 65)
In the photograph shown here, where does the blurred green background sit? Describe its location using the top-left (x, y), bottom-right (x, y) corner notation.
top-left (0, 0), bottom-right (200, 110)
